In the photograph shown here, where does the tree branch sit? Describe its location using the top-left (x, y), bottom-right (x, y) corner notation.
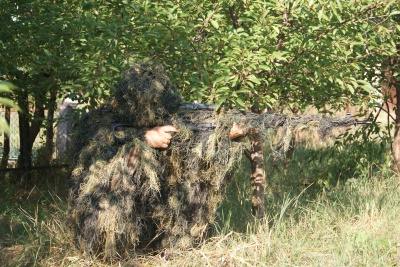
top-left (229, 5), bottom-right (240, 29)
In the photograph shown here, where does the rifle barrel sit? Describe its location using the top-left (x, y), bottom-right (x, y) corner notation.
top-left (354, 120), bottom-right (373, 125)
top-left (180, 102), bottom-right (214, 110)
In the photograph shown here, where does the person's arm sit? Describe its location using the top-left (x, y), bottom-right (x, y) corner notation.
top-left (144, 125), bottom-right (179, 148)
top-left (145, 123), bottom-right (246, 146)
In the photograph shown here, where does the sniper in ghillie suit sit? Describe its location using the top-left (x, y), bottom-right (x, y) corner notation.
top-left (68, 61), bottom-right (245, 259)
top-left (68, 61), bottom-right (370, 259)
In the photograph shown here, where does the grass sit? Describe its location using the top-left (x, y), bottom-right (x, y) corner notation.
top-left (1, 139), bottom-right (400, 266)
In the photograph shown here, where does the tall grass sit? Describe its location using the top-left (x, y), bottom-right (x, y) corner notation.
top-left (1, 140), bottom-right (399, 266)
top-left (134, 173), bottom-right (400, 267)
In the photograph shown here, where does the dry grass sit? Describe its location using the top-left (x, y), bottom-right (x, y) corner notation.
top-left (1, 140), bottom-right (400, 267)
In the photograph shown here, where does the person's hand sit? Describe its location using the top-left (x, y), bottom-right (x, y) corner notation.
top-left (144, 125), bottom-right (179, 148)
top-left (229, 122), bottom-right (246, 140)
top-left (229, 122), bottom-right (257, 140)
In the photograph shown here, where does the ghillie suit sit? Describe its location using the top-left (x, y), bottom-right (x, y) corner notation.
top-left (68, 62), bottom-right (244, 259)
top-left (69, 62), bottom-right (368, 259)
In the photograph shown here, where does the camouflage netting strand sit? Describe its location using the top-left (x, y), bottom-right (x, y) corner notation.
top-left (69, 61), bottom-right (362, 259)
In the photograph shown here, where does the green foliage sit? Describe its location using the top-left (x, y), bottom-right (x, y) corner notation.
top-left (291, 139), bottom-right (389, 189)
top-left (1, 1), bottom-right (75, 96)
top-left (1, 0), bottom-right (399, 122)
top-left (119, 0), bottom-right (400, 111)
top-left (0, 81), bottom-right (20, 135)
top-left (0, 0), bottom-right (399, 191)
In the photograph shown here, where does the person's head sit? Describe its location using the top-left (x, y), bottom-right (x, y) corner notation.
top-left (111, 61), bottom-right (181, 127)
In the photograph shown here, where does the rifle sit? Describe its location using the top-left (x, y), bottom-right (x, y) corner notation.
top-left (111, 101), bottom-right (216, 139)
top-left (111, 102), bottom-right (372, 139)
top-left (178, 102), bottom-right (372, 129)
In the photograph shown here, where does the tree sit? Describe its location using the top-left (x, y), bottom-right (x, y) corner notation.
top-left (120, 0), bottom-right (400, 215)
top-left (384, 14), bottom-right (400, 173)
top-left (0, 1), bottom-right (79, 179)
top-left (1, 0), bottom-right (399, 189)
top-left (0, 1), bottom-right (150, 180)
top-left (121, 1), bottom-right (397, 111)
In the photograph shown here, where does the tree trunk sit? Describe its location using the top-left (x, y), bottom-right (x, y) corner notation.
top-left (391, 78), bottom-right (400, 173)
top-left (45, 90), bottom-right (57, 161)
top-left (244, 133), bottom-right (266, 219)
top-left (389, 43), bottom-right (400, 174)
top-left (17, 92), bottom-right (32, 187)
top-left (393, 100), bottom-right (400, 174)
top-left (29, 100), bottom-right (45, 150)
top-left (1, 107), bottom-right (10, 169)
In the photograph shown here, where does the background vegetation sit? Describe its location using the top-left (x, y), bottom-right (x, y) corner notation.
top-left (1, 0), bottom-right (400, 266)
top-left (1, 0), bottom-right (399, 172)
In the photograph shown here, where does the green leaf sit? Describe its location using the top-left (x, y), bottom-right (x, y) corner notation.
top-left (360, 84), bottom-right (374, 93)
top-left (246, 81), bottom-right (254, 88)
top-left (213, 75), bottom-right (226, 87)
top-left (0, 117), bottom-right (10, 136)
top-left (247, 75), bottom-right (261, 85)
top-left (235, 88), bottom-right (250, 94)
top-left (350, 63), bottom-right (361, 70)
top-left (331, 4), bottom-right (342, 23)
top-left (318, 8), bottom-right (324, 21)
top-left (375, 239), bottom-right (391, 248)
top-left (110, 65), bottom-right (121, 72)
top-left (44, 49), bottom-right (52, 57)
top-left (235, 96), bottom-right (245, 108)
top-left (346, 83), bottom-right (355, 94)
top-left (214, 96), bottom-right (227, 110)
top-left (272, 51), bottom-right (287, 61)
top-left (259, 65), bottom-right (271, 71)
top-left (0, 98), bottom-right (20, 110)
top-left (390, 11), bottom-right (400, 16)
top-left (231, 75), bottom-right (239, 86)
top-left (335, 0), bottom-right (342, 11)
top-left (0, 81), bottom-right (17, 92)
top-left (357, 80), bottom-right (374, 93)
top-left (218, 86), bottom-right (230, 92)
top-left (272, 26), bottom-right (280, 34)
top-left (210, 20), bottom-right (219, 29)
